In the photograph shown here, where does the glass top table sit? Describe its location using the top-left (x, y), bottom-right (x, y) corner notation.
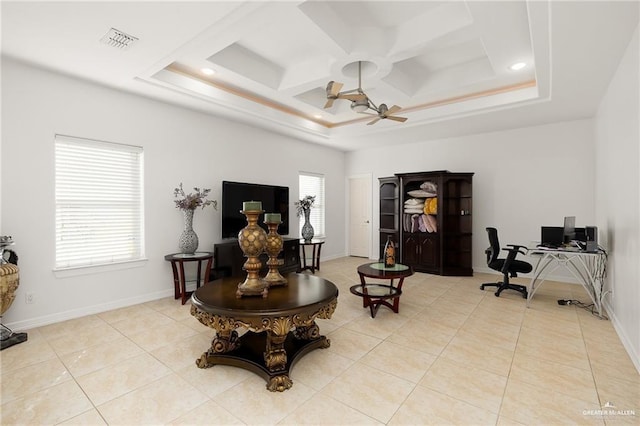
top-left (351, 262), bottom-right (413, 318)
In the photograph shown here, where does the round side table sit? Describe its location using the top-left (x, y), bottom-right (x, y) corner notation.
top-left (351, 262), bottom-right (413, 318)
top-left (164, 252), bottom-right (213, 304)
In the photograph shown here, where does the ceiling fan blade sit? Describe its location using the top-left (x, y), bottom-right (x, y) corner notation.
top-left (324, 98), bottom-right (335, 109)
top-left (367, 117), bottom-right (381, 125)
top-left (326, 81), bottom-right (343, 97)
top-left (339, 93), bottom-right (367, 101)
top-left (386, 105), bottom-right (402, 115)
top-left (386, 115), bottom-right (408, 122)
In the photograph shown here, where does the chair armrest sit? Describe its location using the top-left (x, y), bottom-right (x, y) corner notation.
top-left (505, 244), bottom-right (528, 256)
top-left (500, 245), bottom-right (526, 274)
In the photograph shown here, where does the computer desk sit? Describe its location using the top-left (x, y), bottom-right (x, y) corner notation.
top-left (526, 245), bottom-right (607, 318)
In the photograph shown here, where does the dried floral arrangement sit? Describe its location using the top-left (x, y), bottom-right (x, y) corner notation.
top-left (173, 183), bottom-right (217, 210)
top-left (295, 195), bottom-right (315, 217)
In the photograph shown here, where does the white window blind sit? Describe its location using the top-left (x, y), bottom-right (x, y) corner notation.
top-left (299, 172), bottom-right (325, 237)
top-left (55, 135), bottom-right (144, 269)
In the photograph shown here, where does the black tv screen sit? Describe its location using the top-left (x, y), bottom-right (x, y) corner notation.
top-left (221, 181), bottom-right (289, 239)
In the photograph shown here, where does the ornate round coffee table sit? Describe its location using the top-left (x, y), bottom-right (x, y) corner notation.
top-left (351, 262), bottom-right (413, 318)
top-left (190, 273), bottom-right (338, 392)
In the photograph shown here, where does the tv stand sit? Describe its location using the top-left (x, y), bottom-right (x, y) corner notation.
top-left (212, 238), bottom-right (300, 280)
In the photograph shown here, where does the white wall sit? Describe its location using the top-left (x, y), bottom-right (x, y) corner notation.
top-left (594, 24), bottom-right (640, 371)
top-left (345, 119), bottom-right (596, 277)
top-left (1, 58), bottom-right (346, 330)
top-left (4, 37), bottom-right (638, 372)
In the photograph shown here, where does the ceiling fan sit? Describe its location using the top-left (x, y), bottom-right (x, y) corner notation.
top-left (323, 81), bottom-right (366, 108)
top-left (364, 103), bottom-right (407, 126)
top-left (324, 61), bottom-right (408, 125)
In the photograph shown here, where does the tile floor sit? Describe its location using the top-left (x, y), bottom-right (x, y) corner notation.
top-left (1, 257), bottom-right (638, 425)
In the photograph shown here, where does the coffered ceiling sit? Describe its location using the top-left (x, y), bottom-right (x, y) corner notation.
top-left (2, 1), bottom-right (638, 150)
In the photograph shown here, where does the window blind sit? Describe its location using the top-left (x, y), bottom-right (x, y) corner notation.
top-left (299, 172), bottom-right (325, 237)
top-left (55, 135), bottom-right (144, 269)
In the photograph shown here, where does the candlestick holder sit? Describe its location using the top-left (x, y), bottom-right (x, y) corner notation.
top-left (263, 219), bottom-right (287, 287)
top-left (236, 210), bottom-right (269, 298)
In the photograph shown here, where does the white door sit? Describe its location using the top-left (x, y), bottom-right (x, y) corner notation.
top-left (349, 176), bottom-right (371, 257)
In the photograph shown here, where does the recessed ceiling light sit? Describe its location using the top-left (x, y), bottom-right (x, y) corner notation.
top-left (313, 114), bottom-right (322, 119)
top-left (201, 68), bottom-right (215, 76)
top-left (509, 62), bottom-right (527, 71)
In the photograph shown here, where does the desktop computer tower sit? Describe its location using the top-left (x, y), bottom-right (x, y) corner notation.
top-left (585, 226), bottom-right (598, 252)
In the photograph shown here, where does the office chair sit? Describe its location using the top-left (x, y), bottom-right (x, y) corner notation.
top-left (480, 227), bottom-right (532, 298)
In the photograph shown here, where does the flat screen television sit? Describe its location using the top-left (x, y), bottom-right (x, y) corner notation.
top-left (221, 181), bottom-right (289, 239)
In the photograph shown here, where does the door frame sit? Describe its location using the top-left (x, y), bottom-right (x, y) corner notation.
top-left (346, 174), bottom-right (373, 259)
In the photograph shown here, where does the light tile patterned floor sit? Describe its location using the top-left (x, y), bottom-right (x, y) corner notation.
top-left (1, 257), bottom-right (638, 425)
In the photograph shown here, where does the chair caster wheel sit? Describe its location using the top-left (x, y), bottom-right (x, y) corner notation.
top-left (480, 285), bottom-right (485, 290)
top-left (494, 292), bottom-right (500, 297)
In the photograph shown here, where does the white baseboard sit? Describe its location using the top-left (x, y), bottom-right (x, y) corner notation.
top-left (5, 289), bottom-right (174, 332)
top-left (603, 298), bottom-right (640, 374)
top-left (321, 253), bottom-right (347, 262)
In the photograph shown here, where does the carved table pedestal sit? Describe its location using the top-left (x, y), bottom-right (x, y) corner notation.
top-left (191, 273), bottom-right (338, 391)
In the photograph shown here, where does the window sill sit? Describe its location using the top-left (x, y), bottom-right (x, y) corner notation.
top-left (53, 258), bottom-right (148, 278)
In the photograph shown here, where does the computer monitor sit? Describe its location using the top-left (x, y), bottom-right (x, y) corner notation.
top-left (541, 226), bottom-right (564, 247)
top-left (563, 216), bottom-right (576, 243)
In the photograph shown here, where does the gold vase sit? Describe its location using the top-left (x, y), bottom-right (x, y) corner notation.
top-left (263, 220), bottom-right (287, 287)
top-left (1, 238), bottom-right (27, 350)
top-left (0, 263), bottom-right (19, 319)
top-left (236, 209), bottom-right (269, 298)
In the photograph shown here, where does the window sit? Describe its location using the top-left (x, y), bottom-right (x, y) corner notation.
top-left (55, 135), bottom-right (144, 270)
top-left (298, 172), bottom-right (325, 237)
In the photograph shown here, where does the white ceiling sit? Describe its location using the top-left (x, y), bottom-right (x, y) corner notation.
top-left (2, 1), bottom-right (638, 151)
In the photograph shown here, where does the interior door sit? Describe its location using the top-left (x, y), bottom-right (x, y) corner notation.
top-left (349, 176), bottom-right (371, 257)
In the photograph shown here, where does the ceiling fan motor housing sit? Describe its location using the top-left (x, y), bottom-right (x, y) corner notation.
top-left (351, 98), bottom-right (370, 112)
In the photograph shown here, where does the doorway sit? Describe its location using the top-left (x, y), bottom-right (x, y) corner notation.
top-left (348, 175), bottom-right (371, 258)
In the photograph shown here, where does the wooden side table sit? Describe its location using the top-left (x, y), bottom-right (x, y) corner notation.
top-left (299, 239), bottom-right (324, 274)
top-left (164, 252), bottom-right (213, 304)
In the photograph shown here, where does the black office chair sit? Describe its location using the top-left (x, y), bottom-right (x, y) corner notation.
top-left (480, 227), bottom-right (532, 298)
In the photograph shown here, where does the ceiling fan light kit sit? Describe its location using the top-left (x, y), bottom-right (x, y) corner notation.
top-left (350, 99), bottom-right (369, 113)
top-left (324, 61), bottom-right (407, 125)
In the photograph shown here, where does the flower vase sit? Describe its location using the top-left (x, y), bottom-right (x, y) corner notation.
top-left (178, 209), bottom-right (199, 254)
top-left (301, 208), bottom-right (314, 242)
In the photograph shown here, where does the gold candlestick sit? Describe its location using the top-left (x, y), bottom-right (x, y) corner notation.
top-left (236, 209), bottom-right (268, 298)
top-left (263, 219), bottom-right (287, 287)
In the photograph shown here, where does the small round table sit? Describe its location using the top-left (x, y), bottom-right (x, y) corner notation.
top-left (164, 252), bottom-right (213, 305)
top-left (351, 262), bottom-right (413, 318)
top-left (191, 273), bottom-right (338, 392)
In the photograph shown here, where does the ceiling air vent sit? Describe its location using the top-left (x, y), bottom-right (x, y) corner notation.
top-left (100, 28), bottom-right (138, 50)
